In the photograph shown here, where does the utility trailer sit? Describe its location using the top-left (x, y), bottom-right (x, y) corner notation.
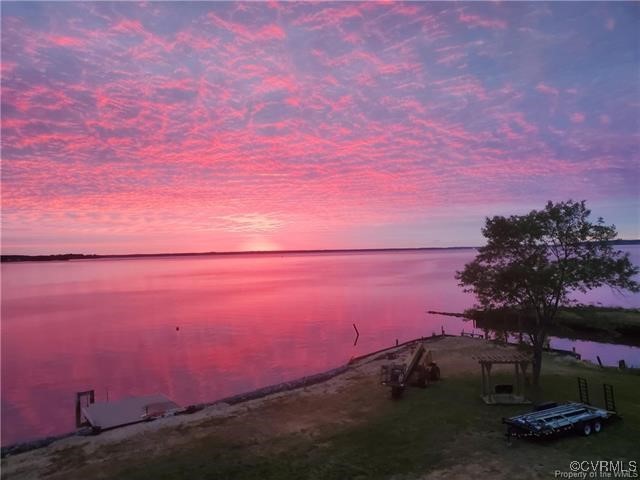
top-left (503, 401), bottom-right (615, 438)
top-left (503, 378), bottom-right (619, 440)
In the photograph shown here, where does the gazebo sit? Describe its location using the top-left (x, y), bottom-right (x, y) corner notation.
top-left (475, 352), bottom-right (532, 405)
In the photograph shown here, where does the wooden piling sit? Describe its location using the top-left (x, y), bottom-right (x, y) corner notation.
top-left (75, 390), bottom-right (95, 428)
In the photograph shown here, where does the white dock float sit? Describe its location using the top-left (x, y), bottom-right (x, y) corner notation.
top-left (81, 394), bottom-right (181, 430)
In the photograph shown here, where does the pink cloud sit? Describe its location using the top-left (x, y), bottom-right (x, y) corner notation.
top-left (436, 45), bottom-right (467, 65)
top-left (570, 112), bottom-right (586, 123)
top-left (207, 13), bottom-right (285, 43)
top-left (255, 75), bottom-right (298, 94)
top-left (48, 35), bottom-right (84, 47)
top-left (1, 2), bottom-right (637, 255)
top-left (293, 5), bottom-right (363, 31)
top-left (605, 18), bottom-right (615, 31)
top-left (458, 12), bottom-right (506, 30)
top-left (536, 82), bottom-right (559, 96)
top-left (111, 19), bottom-right (146, 35)
top-left (257, 24), bottom-right (286, 40)
top-left (174, 30), bottom-right (219, 51)
top-left (431, 75), bottom-right (487, 100)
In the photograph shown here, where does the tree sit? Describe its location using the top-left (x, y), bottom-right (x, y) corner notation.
top-left (455, 200), bottom-right (639, 387)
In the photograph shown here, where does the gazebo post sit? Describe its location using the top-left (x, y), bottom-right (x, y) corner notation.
top-left (520, 361), bottom-right (529, 395)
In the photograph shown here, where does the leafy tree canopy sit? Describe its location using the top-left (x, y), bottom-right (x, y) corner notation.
top-left (456, 200), bottom-right (639, 386)
top-left (457, 200), bottom-right (639, 320)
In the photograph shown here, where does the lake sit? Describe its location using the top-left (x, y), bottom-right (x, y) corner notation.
top-left (2, 247), bottom-right (639, 445)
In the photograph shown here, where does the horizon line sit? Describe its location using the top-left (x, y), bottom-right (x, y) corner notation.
top-left (2, 238), bottom-right (639, 262)
top-left (1, 245), bottom-right (478, 261)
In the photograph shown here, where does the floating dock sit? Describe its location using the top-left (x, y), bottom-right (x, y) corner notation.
top-left (79, 393), bottom-right (181, 431)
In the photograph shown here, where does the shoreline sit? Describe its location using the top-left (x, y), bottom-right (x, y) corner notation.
top-left (4, 239), bottom-right (638, 263)
top-left (0, 334), bottom-right (582, 457)
top-left (3, 335), bottom-right (638, 480)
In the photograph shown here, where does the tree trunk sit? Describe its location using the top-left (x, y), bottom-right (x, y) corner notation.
top-left (532, 341), bottom-right (543, 387)
top-left (531, 332), bottom-right (546, 402)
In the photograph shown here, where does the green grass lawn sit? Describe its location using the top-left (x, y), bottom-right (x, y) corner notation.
top-left (104, 358), bottom-right (640, 480)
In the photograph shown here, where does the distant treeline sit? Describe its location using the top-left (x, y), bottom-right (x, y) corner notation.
top-left (1, 254), bottom-right (101, 262)
top-left (430, 305), bottom-right (640, 347)
top-left (2, 239), bottom-right (638, 263)
top-left (471, 305), bottom-right (640, 347)
top-left (0, 247), bottom-right (469, 262)
top-left (608, 239), bottom-right (640, 246)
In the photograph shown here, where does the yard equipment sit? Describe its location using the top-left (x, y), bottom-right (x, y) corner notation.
top-left (380, 343), bottom-right (440, 398)
top-left (380, 364), bottom-right (407, 398)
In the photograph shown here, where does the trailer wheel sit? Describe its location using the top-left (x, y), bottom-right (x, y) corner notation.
top-left (580, 423), bottom-right (592, 436)
top-left (593, 421), bottom-right (602, 433)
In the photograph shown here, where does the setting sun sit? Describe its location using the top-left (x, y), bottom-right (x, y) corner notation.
top-left (241, 238), bottom-right (281, 252)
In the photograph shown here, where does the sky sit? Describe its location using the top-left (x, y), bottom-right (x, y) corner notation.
top-left (1, 1), bottom-right (639, 255)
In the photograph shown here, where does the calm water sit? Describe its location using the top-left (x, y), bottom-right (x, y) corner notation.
top-left (2, 247), bottom-right (639, 445)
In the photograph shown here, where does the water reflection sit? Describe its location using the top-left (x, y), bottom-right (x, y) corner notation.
top-left (1, 248), bottom-right (639, 444)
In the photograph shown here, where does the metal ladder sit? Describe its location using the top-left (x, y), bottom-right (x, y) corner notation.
top-left (577, 377), bottom-right (590, 405)
top-left (603, 383), bottom-right (617, 413)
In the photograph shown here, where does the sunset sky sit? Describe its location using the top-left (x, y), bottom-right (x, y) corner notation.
top-left (1, 2), bottom-right (639, 254)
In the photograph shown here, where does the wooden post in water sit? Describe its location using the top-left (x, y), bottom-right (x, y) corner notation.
top-left (75, 390), bottom-right (95, 427)
top-left (75, 394), bottom-right (82, 427)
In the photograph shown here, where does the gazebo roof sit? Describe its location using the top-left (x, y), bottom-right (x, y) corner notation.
top-left (474, 352), bottom-right (532, 364)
